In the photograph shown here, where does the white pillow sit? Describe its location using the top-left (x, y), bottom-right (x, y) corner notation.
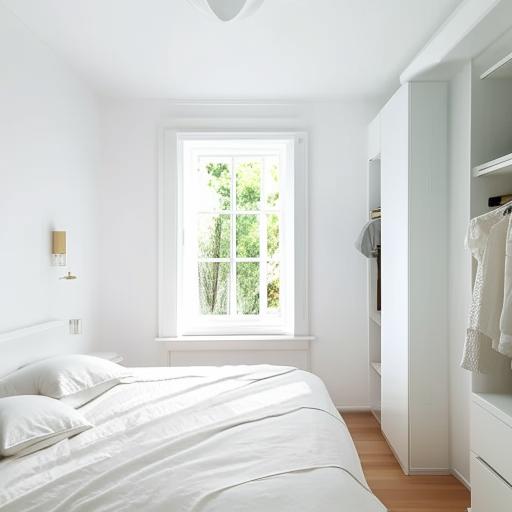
top-left (0, 355), bottom-right (133, 408)
top-left (0, 395), bottom-right (92, 458)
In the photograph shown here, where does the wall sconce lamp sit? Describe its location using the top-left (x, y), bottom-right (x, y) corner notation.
top-left (52, 231), bottom-right (67, 266)
top-left (51, 230), bottom-right (78, 280)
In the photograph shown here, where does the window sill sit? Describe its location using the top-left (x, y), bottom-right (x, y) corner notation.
top-left (156, 335), bottom-right (314, 351)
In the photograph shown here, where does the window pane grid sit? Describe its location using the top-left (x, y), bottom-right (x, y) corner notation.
top-left (190, 150), bottom-right (283, 322)
top-left (197, 154), bottom-right (281, 316)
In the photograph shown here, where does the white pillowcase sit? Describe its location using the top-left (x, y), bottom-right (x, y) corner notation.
top-left (0, 355), bottom-right (133, 408)
top-left (0, 395), bottom-right (92, 458)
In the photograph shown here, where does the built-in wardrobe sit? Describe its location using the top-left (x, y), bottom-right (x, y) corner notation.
top-left (367, 1), bottom-right (512, 505)
top-left (366, 82), bottom-right (449, 475)
top-left (465, 31), bottom-right (512, 511)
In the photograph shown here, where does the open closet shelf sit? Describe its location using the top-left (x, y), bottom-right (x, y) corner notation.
top-left (480, 50), bottom-right (512, 80)
top-left (473, 152), bottom-right (512, 177)
top-left (370, 362), bottom-right (381, 376)
top-left (473, 393), bottom-right (512, 429)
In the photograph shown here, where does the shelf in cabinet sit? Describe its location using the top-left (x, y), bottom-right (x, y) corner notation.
top-left (480, 50), bottom-right (512, 80)
top-left (371, 362), bottom-right (381, 376)
top-left (473, 152), bottom-right (512, 177)
top-left (473, 393), bottom-right (512, 429)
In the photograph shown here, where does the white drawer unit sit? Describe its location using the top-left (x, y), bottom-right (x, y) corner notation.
top-left (471, 393), bottom-right (512, 511)
top-left (471, 454), bottom-right (512, 512)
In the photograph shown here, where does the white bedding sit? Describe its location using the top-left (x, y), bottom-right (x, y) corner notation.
top-left (0, 365), bottom-right (386, 512)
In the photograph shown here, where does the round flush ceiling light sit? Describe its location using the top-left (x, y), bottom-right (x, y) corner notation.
top-left (188, 0), bottom-right (264, 22)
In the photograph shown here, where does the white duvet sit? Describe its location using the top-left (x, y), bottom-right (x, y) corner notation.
top-left (0, 366), bottom-right (386, 512)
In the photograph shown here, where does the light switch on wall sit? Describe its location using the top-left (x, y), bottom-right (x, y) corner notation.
top-left (69, 319), bottom-right (82, 335)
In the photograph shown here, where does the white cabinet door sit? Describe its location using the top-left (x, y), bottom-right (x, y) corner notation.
top-left (380, 83), bottom-right (410, 473)
top-left (471, 453), bottom-right (512, 512)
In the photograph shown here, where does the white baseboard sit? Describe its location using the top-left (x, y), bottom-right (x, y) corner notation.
top-left (336, 405), bottom-right (371, 412)
top-left (452, 468), bottom-right (471, 490)
top-left (409, 467), bottom-right (451, 475)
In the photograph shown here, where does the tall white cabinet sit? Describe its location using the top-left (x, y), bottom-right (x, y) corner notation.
top-left (374, 82), bottom-right (449, 474)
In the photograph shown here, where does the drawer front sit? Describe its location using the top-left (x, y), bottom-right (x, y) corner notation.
top-left (471, 454), bottom-right (512, 512)
top-left (472, 402), bottom-right (512, 485)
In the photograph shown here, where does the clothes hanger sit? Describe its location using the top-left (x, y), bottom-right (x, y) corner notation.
top-left (487, 194), bottom-right (512, 215)
top-left (503, 204), bottom-right (512, 216)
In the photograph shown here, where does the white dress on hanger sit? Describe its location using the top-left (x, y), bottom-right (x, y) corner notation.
top-left (499, 218), bottom-right (512, 358)
top-left (461, 208), bottom-right (510, 372)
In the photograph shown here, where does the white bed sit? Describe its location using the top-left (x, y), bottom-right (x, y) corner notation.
top-left (0, 323), bottom-right (386, 512)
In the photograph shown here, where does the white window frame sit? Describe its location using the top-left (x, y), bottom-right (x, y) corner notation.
top-left (158, 130), bottom-right (309, 339)
top-left (180, 137), bottom-right (292, 335)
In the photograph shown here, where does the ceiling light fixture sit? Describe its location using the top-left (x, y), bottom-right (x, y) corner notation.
top-left (188, 0), bottom-right (264, 22)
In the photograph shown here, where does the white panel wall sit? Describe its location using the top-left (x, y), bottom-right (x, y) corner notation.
top-left (98, 99), bottom-right (377, 408)
top-left (380, 85), bottom-right (410, 469)
top-left (408, 82), bottom-right (449, 472)
top-left (0, 4), bottom-right (100, 351)
top-left (447, 63), bottom-right (472, 485)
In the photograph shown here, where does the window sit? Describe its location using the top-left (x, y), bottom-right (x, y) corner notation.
top-left (159, 131), bottom-right (308, 339)
top-left (179, 136), bottom-right (294, 335)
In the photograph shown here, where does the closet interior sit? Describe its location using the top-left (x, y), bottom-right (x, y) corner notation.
top-left (359, 4), bottom-right (512, 506)
top-left (367, 117), bottom-right (381, 424)
top-left (469, 28), bottom-right (512, 510)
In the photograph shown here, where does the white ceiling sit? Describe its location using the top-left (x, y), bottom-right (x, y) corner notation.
top-left (3, 0), bottom-right (462, 99)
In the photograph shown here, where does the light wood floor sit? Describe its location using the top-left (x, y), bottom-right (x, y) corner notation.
top-left (343, 412), bottom-right (470, 512)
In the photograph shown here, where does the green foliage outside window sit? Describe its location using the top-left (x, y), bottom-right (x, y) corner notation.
top-left (198, 160), bottom-right (281, 315)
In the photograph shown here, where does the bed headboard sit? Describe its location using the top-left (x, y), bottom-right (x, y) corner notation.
top-left (0, 320), bottom-right (71, 378)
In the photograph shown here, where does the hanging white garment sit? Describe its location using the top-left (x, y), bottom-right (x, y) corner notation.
top-left (499, 218), bottom-right (512, 358)
top-left (461, 208), bottom-right (510, 372)
top-left (355, 219), bottom-right (380, 258)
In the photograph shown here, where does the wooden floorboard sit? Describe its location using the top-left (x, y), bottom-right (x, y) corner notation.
top-left (343, 412), bottom-right (471, 512)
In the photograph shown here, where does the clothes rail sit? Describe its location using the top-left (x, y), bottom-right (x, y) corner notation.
top-left (488, 194), bottom-right (512, 207)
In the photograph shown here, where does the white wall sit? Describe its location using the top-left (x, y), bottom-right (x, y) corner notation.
top-left (447, 63), bottom-right (472, 485)
top-left (98, 99), bottom-right (377, 408)
top-left (0, 4), bottom-right (100, 351)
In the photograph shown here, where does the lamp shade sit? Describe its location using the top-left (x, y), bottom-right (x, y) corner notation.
top-left (188, 0), bottom-right (264, 22)
top-left (51, 231), bottom-right (67, 266)
top-left (52, 231), bottom-right (66, 254)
